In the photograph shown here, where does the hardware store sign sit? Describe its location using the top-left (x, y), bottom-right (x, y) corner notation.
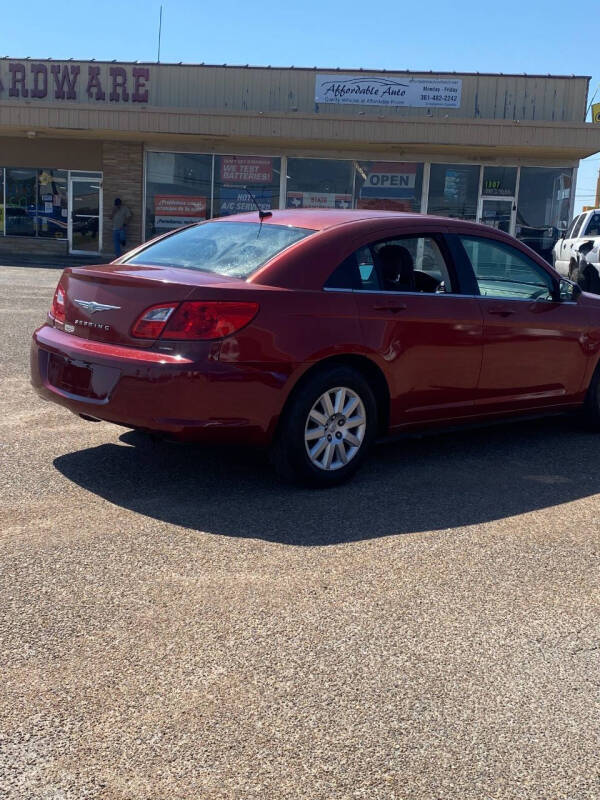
top-left (315, 74), bottom-right (462, 108)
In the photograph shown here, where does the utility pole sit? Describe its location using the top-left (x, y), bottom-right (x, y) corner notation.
top-left (157, 5), bottom-right (163, 63)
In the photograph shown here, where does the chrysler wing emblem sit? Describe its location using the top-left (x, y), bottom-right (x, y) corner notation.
top-left (74, 299), bottom-right (121, 314)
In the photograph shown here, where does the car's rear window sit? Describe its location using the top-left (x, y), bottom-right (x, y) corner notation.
top-left (125, 221), bottom-right (315, 278)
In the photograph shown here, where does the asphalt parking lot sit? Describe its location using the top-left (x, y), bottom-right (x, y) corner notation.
top-left (1, 264), bottom-right (600, 800)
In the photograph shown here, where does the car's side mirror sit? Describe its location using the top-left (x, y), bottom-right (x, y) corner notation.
top-left (559, 278), bottom-right (581, 302)
top-left (578, 240), bottom-right (595, 255)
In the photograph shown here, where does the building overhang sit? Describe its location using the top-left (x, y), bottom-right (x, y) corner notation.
top-left (1, 102), bottom-right (599, 163)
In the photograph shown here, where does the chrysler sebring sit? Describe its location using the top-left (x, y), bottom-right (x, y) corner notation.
top-left (31, 210), bottom-right (600, 487)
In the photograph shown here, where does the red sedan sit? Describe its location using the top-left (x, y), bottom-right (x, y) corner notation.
top-left (31, 209), bottom-right (600, 487)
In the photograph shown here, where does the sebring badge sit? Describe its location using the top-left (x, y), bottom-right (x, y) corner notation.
top-left (74, 299), bottom-right (121, 314)
top-left (74, 319), bottom-right (111, 331)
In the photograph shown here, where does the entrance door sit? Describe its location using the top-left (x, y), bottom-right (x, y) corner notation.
top-left (477, 166), bottom-right (518, 236)
top-left (477, 198), bottom-right (515, 234)
top-left (69, 176), bottom-right (102, 254)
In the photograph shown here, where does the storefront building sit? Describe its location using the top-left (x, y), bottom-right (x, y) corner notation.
top-left (1, 59), bottom-right (599, 262)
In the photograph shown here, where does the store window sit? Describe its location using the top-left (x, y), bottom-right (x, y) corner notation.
top-left (354, 161), bottom-right (424, 212)
top-left (427, 164), bottom-right (480, 221)
top-left (145, 152), bottom-right (212, 240)
top-left (5, 168), bottom-right (37, 237)
top-left (286, 158), bottom-right (353, 209)
top-left (37, 169), bottom-right (68, 239)
top-left (213, 155), bottom-right (281, 217)
top-left (516, 167), bottom-right (573, 262)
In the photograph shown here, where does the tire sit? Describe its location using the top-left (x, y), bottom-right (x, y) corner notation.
top-left (583, 364), bottom-right (600, 430)
top-left (271, 365), bottom-right (378, 487)
top-left (572, 263), bottom-right (591, 292)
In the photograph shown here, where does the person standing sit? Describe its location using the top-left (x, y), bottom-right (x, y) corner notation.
top-left (111, 197), bottom-right (132, 257)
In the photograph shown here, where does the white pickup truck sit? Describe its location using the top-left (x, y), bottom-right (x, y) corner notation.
top-left (552, 208), bottom-right (600, 292)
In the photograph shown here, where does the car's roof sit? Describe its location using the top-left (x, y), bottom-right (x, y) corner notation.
top-left (212, 209), bottom-right (434, 231)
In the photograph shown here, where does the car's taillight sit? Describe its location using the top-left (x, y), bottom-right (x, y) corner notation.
top-left (131, 301), bottom-right (259, 340)
top-left (50, 281), bottom-right (66, 323)
top-left (163, 301), bottom-right (259, 340)
top-left (131, 303), bottom-right (178, 339)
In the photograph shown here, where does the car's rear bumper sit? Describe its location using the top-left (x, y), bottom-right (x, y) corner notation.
top-left (30, 325), bottom-right (293, 444)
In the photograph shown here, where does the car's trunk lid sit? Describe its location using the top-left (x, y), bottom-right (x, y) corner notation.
top-left (59, 263), bottom-right (248, 346)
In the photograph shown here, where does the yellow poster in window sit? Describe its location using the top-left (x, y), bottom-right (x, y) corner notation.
top-left (0, 205), bottom-right (4, 232)
top-left (592, 103), bottom-right (600, 124)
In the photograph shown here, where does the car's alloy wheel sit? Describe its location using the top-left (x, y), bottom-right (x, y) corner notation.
top-left (583, 363), bottom-right (600, 429)
top-left (271, 365), bottom-right (378, 487)
top-left (304, 387), bottom-right (366, 471)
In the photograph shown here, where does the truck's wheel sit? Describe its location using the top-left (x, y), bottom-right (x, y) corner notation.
top-left (572, 263), bottom-right (591, 292)
top-left (568, 259), bottom-right (578, 280)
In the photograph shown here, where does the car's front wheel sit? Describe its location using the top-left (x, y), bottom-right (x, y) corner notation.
top-left (272, 365), bottom-right (378, 487)
top-left (583, 363), bottom-right (600, 429)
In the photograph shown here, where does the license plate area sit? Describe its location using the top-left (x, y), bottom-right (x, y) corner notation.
top-left (47, 353), bottom-right (119, 401)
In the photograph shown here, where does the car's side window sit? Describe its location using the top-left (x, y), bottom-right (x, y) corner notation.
top-left (564, 216), bottom-right (579, 239)
top-left (355, 246), bottom-right (380, 289)
top-left (325, 235), bottom-right (453, 293)
top-left (571, 214), bottom-right (587, 239)
top-left (371, 236), bottom-right (453, 294)
top-left (460, 235), bottom-right (555, 301)
top-left (324, 247), bottom-right (382, 291)
top-left (584, 214), bottom-right (600, 238)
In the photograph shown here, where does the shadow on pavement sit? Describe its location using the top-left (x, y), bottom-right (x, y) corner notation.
top-left (53, 416), bottom-right (600, 545)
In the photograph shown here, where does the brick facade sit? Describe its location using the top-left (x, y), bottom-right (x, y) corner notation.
top-left (101, 140), bottom-right (143, 258)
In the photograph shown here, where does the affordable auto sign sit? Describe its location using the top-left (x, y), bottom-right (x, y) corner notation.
top-left (315, 74), bottom-right (462, 108)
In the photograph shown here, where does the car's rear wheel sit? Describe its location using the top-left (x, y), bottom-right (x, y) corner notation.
top-left (271, 366), bottom-right (378, 487)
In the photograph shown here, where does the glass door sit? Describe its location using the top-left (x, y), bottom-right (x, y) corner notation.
top-left (478, 198), bottom-right (514, 234)
top-left (68, 176), bottom-right (102, 254)
top-left (477, 166), bottom-right (517, 235)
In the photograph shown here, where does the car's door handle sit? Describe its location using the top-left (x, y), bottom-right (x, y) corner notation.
top-left (373, 302), bottom-right (407, 313)
top-left (488, 307), bottom-right (516, 317)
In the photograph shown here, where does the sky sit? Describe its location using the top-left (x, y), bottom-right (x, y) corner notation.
top-left (2, 0), bottom-right (598, 213)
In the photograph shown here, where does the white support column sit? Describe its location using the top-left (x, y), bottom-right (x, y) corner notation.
top-left (512, 166), bottom-right (522, 238)
top-left (476, 165), bottom-right (485, 223)
top-left (210, 154), bottom-right (215, 219)
top-left (279, 155), bottom-right (287, 211)
top-left (569, 165), bottom-right (578, 223)
top-left (141, 150), bottom-right (147, 242)
top-left (420, 162), bottom-right (430, 214)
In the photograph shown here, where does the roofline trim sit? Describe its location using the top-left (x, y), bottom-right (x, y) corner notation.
top-left (0, 57), bottom-right (592, 81)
